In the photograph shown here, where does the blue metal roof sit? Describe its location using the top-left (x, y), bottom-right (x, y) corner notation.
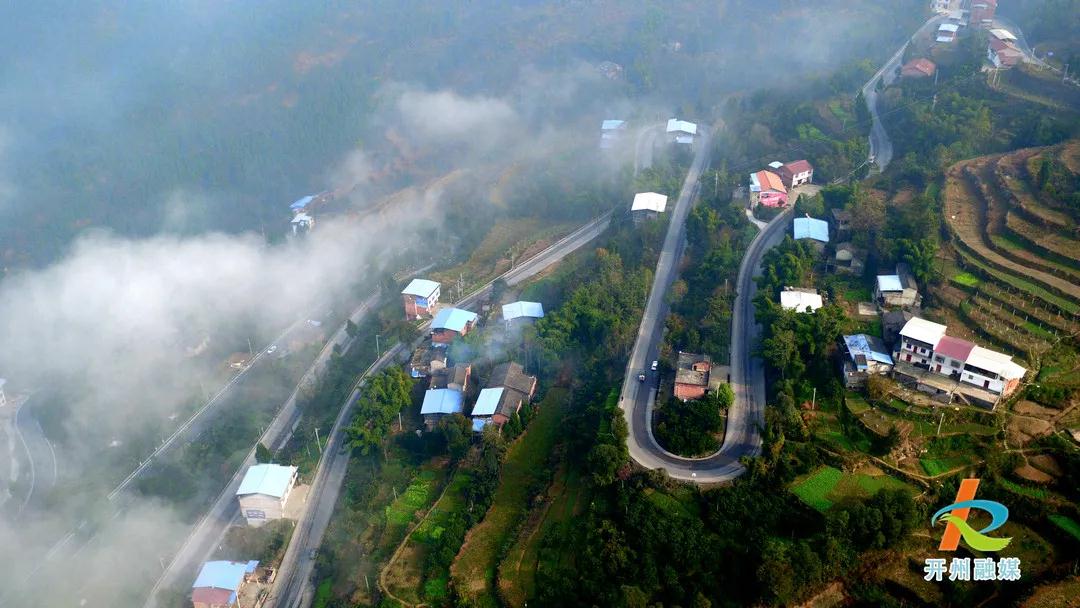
top-left (502, 301), bottom-right (544, 321)
top-left (290, 195), bottom-right (315, 210)
top-left (471, 418), bottom-right (491, 433)
top-left (601, 119), bottom-right (625, 130)
top-left (877, 274), bottom-right (903, 292)
top-left (193, 560), bottom-right (254, 592)
top-left (432, 308), bottom-right (478, 333)
top-left (236, 464), bottom-right (295, 498)
top-left (421, 389), bottom-right (464, 415)
top-left (843, 334), bottom-right (894, 369)
top-left (793, 217), bottom-right (830, 243)
top-left (472, 388), bottom-right (503, 417)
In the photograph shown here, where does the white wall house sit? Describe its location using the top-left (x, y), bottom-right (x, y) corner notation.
top-left (236, 463), bottom-right (299, 527)
top-left (896, 317), bottom-right (947, 368)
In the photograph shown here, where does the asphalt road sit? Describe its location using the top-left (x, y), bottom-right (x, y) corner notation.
top-left (141, 292), bottom-right (382, 608)
top-left (861, 14), bottom-right (947, 173)
top-left (265, 211), bottom-right (613, 608)
top-left (618, 126), bottom-right (802, 482)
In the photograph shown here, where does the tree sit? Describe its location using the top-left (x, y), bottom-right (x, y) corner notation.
top-left (344, 319), bottom-right (359, 339)
top-left (255, 442), bottom-right (273, 464)
top-left (345, 368), bottom-right (413, 455)
top-left (896, 237), bottom-right (938, 285)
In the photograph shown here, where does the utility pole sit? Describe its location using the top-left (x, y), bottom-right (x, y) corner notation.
top-left (314, 427), bottom-right (322, 454)
top-left (375, 334), bottom-right (381, 358)
top-left (811, 387), bottom-right (817, 410)
top-left (398, 411), bottom-right (403, 431)
top-left (247, 337), bottom-right (255, 357)
top-left (937, 411), bottom-right (945, 436)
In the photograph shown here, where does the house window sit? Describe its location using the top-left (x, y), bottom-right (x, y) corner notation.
top-left (934, 355), bottom-right (945, 363)
top-left (950, 360), bottom-right (961, 368)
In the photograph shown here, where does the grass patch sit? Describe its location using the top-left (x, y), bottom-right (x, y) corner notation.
top-left (791, 466), bottom-right (844, 512)
top-left (1049, 514), bottom-right (1080, 542)
top-left (919, 456), bottom-right (971, 476)
top-left (845, 393), bottom-right (872, 415)
top-left (644, 487), bottom-right (699, 519)
top-left (451, 389), bottom-right (568, 607)
top-left (1001, 478), bottom-right (1049, 500)
top-left (385, 469), bottom-right (441, 529)
top-left (952, 271), bottom-right (981, 287)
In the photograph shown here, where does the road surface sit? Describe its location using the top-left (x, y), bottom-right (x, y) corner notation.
top-left (140, 293), bottom-right (382, 608)
top-left (11, 395), bottom-right (58, 514)
top-left (634, 122), bottom-right (666, 176)
top-left (861, 14), bottom-right (946, 172)
top-left (618, 125), bottom-right (800, 482)
top-left (264, 211), bottom-right (613, 608)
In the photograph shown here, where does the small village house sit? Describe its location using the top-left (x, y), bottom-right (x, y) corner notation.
top-left (401, 279), bottom-right (441, 320)
top-left (600, 119), bottom-right (627, 149)
top-left (408, 344), bottom-right (447, 378)
top-left (488, 362), bottom-right (537, 403)
top-left (832, 242), bottom-right (865, 275)
top-left (896, 317), bottom-right (948, 368)
top-left (841, 334), bottom-right (895, 389)
top-left (192, 560), bottom-right (259, 608)
top-left (969, 0), bottom-right (997, 27)
top-left (900, 58), bottom-right (937, 79)
top-left (236, 463), bottom-right (299, 527)
top-left (673, 352), bottom-right (722, 401)
top-left (291, 212), bottom-right (314, 235)
top-left (431, 308), bottom-right (479, 344)
top-left (749, 170), bottom-right (789, 208)
top-left (988, 37), bottom-right (1024, 68)
top-left (881, 310), bottom-right (914, 345)
top-left (666, 119), bottom-right (698, 145)
top-left (777, 160), bottom-right (814, 189)
top-left (470, 387), bottom-right (524, 431)
top-left (420, 388), bottom-right (464, 429)
top-left (793, 216), bottom-right (830, 251)
top-left (780, 288), bottom-right (823, 313)
top-left (429, 364), bottom-right (471, 392)
top-left (830, 208), bottom-right (852, 240)
top-left (631, 192), bottom-right (669, 222)
top-left (875, 263), bottom-right (920, 308)
top-left (502, 301), bottom-right (544, 326)
top-left (936, 22), bottom-right (959, 43)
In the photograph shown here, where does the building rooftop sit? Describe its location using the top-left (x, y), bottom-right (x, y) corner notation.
top-left (192, 560), bottom-right (257, 595)
top-left (489, 362), bottom-right (536, 399)
top-left (768, 161), bottom-right (784, 169)
top-left (402, 279), bottom-right (440, 298)
top-left (675, 352), bottom-right (711, 387)
top-left (601, 119), bottom-right (626, 130)
top-left (989, 28), bottom-right (1016, 41)
top-left (877, 274), bottom-right (904, 293)
top-left (939, 23), bottom-right (960, 32)
top-left (502, 301), bottom-right (544, 321)
top-left (899, 317), bottom-right (948, 346)
top-left (752, 170), bottom-right (787, 193)
top-left (472, 388), bottom-right (503, 417)
top-left (966, 346), bottom-right (1027, 380)
top-left (831, 208), bottom-right (852, 222)
top-left (290, 195), bottom-right (315, 210)
top-left (432, 308), bottom-right (478, 333)
top-left (780, 289), bottom-right (823, 313)
top-left (793, 217), bottom-right (829, 242)
top-left (421, 389), bottom-right (464, 415)
top-left (236, 464), bottom-right (296, 498)
top-left (631, 192), bottom-right (669, 212)
top-left (783, 160), bottom-right (813, 174)
top-left (902, 58), bottom-right (937, 77)
top-left (935, 335), bottom-right (976, 361)
top-left (666, 119), bottom-right (698, 135)
top-left (843, 334), bottom-right (894, 369)
top-left (471, 418), bottom-right (491, 433)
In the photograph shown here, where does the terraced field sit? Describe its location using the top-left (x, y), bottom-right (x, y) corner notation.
top-left (941, 141), bottom-right (1080, 359)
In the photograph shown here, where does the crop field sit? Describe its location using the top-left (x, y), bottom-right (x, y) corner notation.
top-left (919, 456), bottom-right (972, 477)
top-left (1049, 514), bottom-right (1080, 542)
top-left (938, 142), bottom-right (1080, 362)
top-left (790, 466), bottom-right (910, 512)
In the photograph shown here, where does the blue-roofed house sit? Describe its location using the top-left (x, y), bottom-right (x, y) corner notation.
top-left (841, 334), bottom-right (895, 389)
top-left (600, 119), bottom-right (626, 149)
top-left (470, 386), bottom-right (523, 431)
top-left (431, 308), bottom-right (479, 344)
top-left (192, 560), bottom-right (258, 608)
top-left (502, 301), bottom-right (544, 325)
top-left (793, 216), bottom-right (830, 248)
top-left (236, 464), bottom-right (299, 527)
top-left (421, 388), bottom-right (464, 428)
top-left (290, 195), bottom-right (316, 211)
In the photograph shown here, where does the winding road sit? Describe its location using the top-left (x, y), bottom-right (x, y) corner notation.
top-left (618, 124), bottom-right (798, 483)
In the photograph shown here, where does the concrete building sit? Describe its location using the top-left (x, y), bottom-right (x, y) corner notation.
top-left (780, 288), bottom-right (823, 313)
top-left (488, 362), bottom-right (537, 403)
top-left (892, 317), bottom-right (1026, 408)
top-left (875, 263), bottom-right (920, 307)
top-left (421, 388), bottom-right (464, 429)
top-left (674, 352), bottom-right (722, 401)
top-left (192, 560), bottom-right (258, 608)
top-left (600, 119), bottom-right (627, 149)
top-left (431, 308), bottom-right (479, 344)
top-left (666, 119), bottom-right (698, 145)
top-left (989, 37), bottom-right (1024, 68)
top-left (429, 364), bottom-right (471, 392)
top-left (777, 160), bottom-right (814, 189)
top-left (631, 192), bottom-right (669, 222)
top-left (402, 279), bottom-right (441, 320)
top-left (901, 58), bottom-right (937, 79)
top-left (236, 464), bottom-right (299, 527)
top-left (470, 387), bottom-right (523, 430)
top-left (793, 216), bottom-right (830, 250)
top-left (833, 242), bottom-right (865, 275)
top-left (502, 301), bottom-right (544, 326)
top-left (969, 0), bottom-right (997, 27)
top-left (842, 334), bottom-right (895, 389)
top-left (749, 170), bottom-right (789, 207)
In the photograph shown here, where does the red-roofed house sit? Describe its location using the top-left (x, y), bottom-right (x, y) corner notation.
top-left (969, 0), bottom-right (996, 27)
top-left (931, 335), bottom-right (975, 377)
top-left (749, 170), bottom-right (789, 207)
top-left (901, 58), bottom-right (937, 79)
top-left (778, 160), bottom-right (814, 188)
top-left (988, 39), bottom-right (1024, 68)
